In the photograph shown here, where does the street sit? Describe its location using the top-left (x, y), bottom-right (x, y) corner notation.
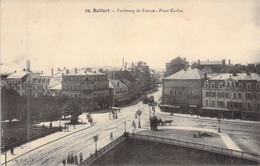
top-left (2, 88), bottom-right (260, 165)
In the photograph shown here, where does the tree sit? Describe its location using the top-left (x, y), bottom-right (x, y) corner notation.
top-left (1, 88), bottom-right (21, 122)
top-left (59, 100), bottom-right (83, 124)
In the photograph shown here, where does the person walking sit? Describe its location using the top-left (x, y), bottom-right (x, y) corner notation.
top-left (74, 154), bottom-right (78, 164)
top-left (79, 153), bottom-right (83, 164)
top-left (110, 132), bottom-right (114, 140)
top-left (131, 120), bottom-right (136, 130)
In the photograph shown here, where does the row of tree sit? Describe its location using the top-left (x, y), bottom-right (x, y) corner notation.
top-left (1, 88), bottom-right (84, 124)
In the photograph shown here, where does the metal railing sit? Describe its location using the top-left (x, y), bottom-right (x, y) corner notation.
top-left (128, 133), bottom-right (260, 163)
top-left (79, 134), bottom-right (126, 166)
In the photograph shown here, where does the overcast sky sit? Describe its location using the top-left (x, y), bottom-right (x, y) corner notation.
top-left (1, 0), bottom-right (260, 74)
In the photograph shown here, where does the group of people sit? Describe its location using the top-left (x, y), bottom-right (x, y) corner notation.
top-left (62, 151), bottom-right (83, 165)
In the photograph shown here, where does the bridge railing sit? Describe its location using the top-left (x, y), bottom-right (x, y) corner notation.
top-left (128, 133), bottom-right (260, 163)
top-left (79, 133), bottom-right (126, 166)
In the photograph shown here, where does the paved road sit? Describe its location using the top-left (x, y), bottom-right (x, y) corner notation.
top-left (2, 88), bottom-right (260, 165)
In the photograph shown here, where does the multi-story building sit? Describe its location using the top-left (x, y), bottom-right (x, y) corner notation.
top-left (61, 69), bottom-right (109, 111)
top-left (48, 68), bottom-right (68, 97)
top-left (202, 73), bottom-right (260, 113)
top-left (192, 59), bottom-right (230, 74)
top-left (164, 57), bottom-right (188, 77)
top-left (162, 68), bottom-right (207, 108)
top-left (109, 79), bottom-right (129, 106)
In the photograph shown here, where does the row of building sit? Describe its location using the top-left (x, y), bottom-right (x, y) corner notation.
top-left (3, 60), bottom-right (156, 111)
top-left (162, 62), bottom-right (260, 113)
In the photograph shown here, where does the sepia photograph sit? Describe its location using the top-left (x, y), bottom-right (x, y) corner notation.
top-left (1, 0), bottom-right (260, 165)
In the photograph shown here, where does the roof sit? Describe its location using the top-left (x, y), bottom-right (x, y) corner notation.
top-left (49, 82), bottom-right (62, 90)
top-left (200, 61), bottom-right (223, 65)
top-left (121, 78), bottom-right (132, 86)
top-left (209, 73), bottom-right (260, 81)
top-left (65, 69), bottom-right (105, 76)
top-left (164, 68), bottom-right (205, 80)
top-left (7, 71), bottom-right (29, 79)
top-left (169, 57), bottom-right (186, 65)
top-left (109, 79), bottom-right (128, 88)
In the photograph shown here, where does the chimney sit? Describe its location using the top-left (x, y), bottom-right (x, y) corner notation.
top-left (99, 69), bottom-right (103, 73)
top-left (86, 68), bottom-right (92, 72)
top-left (228, 59), bottom-right (231, 66)
top-left (198, 59), bottom-right (200, 65)
top-left (75, 68), bottom-right (77, 73)
top-left (51, 68), bottom-right (54, 76)
top-left (26, 60), bottom-right (30, 71)
top-left (204, 72), bottom-right (207, 78)
top-left (117, 82), bottom-right (120, 86)
top-left (222, 59), bottom-right (226, 65)
top-left (66, 69), bottom-right (69, 74)
top-left (183, 57), bottom-right (186, 62)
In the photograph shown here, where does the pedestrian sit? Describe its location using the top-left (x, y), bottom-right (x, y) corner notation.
top-left (74, 154), bottom-right (78, 164)
top-left (62, 159), bottom-right (66, 166)
top-left (110, 132), bottom-right (114, 140)
top-left (73, 124), bottom-right (76, 129)
top-left (131, 120), bottom-right (136, 130)
top-left (10, 148), bottom-right (14, 155)
top-left (67, 153), bottom-right (70, 164)
top-left (79, 153), bottom-right (83, 163)
top-left (70, 153), bottom-right (74, 164)
top-left (67, 124), bottom-right (69, 131)
top-left (50, 121), bottom-right (52, 129)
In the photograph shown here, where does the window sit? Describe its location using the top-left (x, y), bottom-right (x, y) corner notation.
top-left (238, 93), bottom-right (242, 99)
top-left (231, 82), bottom-right (234, 87)
top-left (194, 82), bottom-right (198, 87)
top-left (247, 83), bottom-right (251, 89)
top-left (247, 103), bottom-right (252, 110)
top-left (206, 100), bottom-right (208, 106)
top-left (205, 83), bottom-right (208, 88)
top-left (179, 91), bottom-right (182, 95)
top-left (239, 83), bottom-right (242, 89)
top-left (191, 91), bottom-right (193, 96)
top-left (206, 91), bottom-right (211, 97)
top-left (211, 83), bottom-right (215, 89)
top-left (219, 83), bottom-right (223, 88)
top-left (211, 92), bottom-right (216, 97)
top-left (246, 93), bottom-right (252, 99)
top-left (233, 93), bottom-right (236, 99)
top-left (225, 92), bottom-right (229, 98)
top-left (212, 100), bottom-right (215, 107)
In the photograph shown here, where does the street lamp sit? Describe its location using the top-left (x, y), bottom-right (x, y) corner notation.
top-left (136, 109), bottom-right (142, 128)
top-left (93, 134), bottom-right (99, 156)
top-left (217, 115), bottom-right (222, 133)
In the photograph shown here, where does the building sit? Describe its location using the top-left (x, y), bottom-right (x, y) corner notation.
top-left (109, 79), bottom-right (129, 106)
top-left (164, 57), bottom-right (188, 77)
top-left (48, 68), bottom-right (68, 97)
top-left (61, 69), bottom-right (109, 111)
top-left (202, 73), bottom-right (260, 113)
top-left (192, 59), bottom-right (229, 74)
top-left (162, 68), bottom-right (207, 109)
top-left (31, 74), bottom-right (51, 97)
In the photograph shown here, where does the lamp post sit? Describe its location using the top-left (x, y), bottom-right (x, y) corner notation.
top-left (136, 109), bottom-right (142, 128)
top-left (217, 115), bottom-right (222, 133)
top-left (93, 135), bottom-right (99, 156)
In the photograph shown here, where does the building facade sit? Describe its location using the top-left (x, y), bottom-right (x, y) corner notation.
top-left (109, 79), bottom-right (129, 106)
top-left (162, 68), bottom-right (207, 108)
top-left (61, 69), bottom-right (109, 111)
top-left (202, 73), bottom-right (260, 112)
top-left (164, 57), bottom-right (188, 77)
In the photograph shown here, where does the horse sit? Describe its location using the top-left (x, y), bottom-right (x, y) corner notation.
top-left (164, 120), bottom-right (173, 125)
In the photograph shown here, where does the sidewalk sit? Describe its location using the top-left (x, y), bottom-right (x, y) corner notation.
top-left (1, 113), bottom-right (93, 165)
top-left (134, 125), bottom-right (241, 151)
top-left (157, 108), bottom-right (260, 125)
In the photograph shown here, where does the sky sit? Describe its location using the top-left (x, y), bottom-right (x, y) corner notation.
top-left (1, 0), bottom-right (260, 74)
